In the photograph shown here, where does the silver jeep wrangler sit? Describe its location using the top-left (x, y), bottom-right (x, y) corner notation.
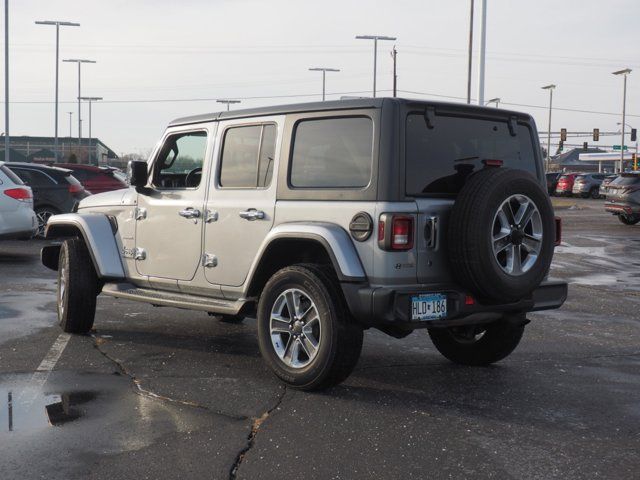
top-left (42, 98), bottom-right (567, 390)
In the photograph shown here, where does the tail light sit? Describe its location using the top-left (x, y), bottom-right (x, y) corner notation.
top-left (554, 216), bottom-right (562, 246)
top-left (378, 214), bottom-right (414, 251)
top-left (4, 187), bottom-right (32, 201)
top-left (68, 183), bottom-right (84, 195)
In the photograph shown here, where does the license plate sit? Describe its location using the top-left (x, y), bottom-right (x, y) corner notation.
top-left (411, 293), bottom-right (447, 321)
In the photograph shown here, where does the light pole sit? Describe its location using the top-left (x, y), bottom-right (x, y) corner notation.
top-left (67, 111), bottom-right (73, 137)
top-left (613, 68), bottom-right (632, 173)
top-left (79, 96), bottom-right (102, 165)
top-left (618, 121), bottom-right (638, 169)
top-left (541, 84), bottom-right (556, 170)
top-left (467, 0), bottom-right (474, 104)
top-left (4, 0), bottom-right (9, 162)
top-left (62, 58), bottom-right (96, 153)
top-left (486, 97), bottom-right (500, 107)
top-left (355, 34), bottom-right (397, 97)
top-left (216, 99), bottom-right (241, 111)
top-left (476, 0), bottom-right (487, 105)
top-left (308, 67), bottom-right (340, 101)
top-left (35, 20), bottom-right (80, 162)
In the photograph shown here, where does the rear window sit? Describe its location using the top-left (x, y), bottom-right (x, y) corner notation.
top-left (290, 116), bottom-right (373, 188)
top-left (0, 165), bottom-right (24, 185)
top-left (559, 175), bottom-right (571, 181)
top-left (405, 113), bottom-right (539, 196)
top-left (575, 175), bottom-right (586, 181)
top-left (612, 175), bottom-right (640, 186)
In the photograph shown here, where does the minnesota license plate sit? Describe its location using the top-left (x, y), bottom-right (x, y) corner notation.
top-left (411, 293), bottom-right (447, 321)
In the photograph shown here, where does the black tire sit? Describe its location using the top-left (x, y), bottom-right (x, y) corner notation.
top-left (589, 187), bottom-right (599, 199)
top-left (618, 214), bottom-right (640, 225)
top-left (35, 206), bottom-right (59, 239)
top-left (257, 264), bottom-right (363, 391)
top-left (428, 319), bottom-right (525, 366)
top-left (57, 238), bottom-right (98, 334)
top-left (448, 168), bottom-right (556, 303)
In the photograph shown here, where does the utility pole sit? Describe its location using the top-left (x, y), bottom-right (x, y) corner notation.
top-left (467, 0), bottom-right (474, 104)
top-left (391, 46), bottom-right (397, 97)
top-left (4, 0), bottom-right (8, 162)
top-left (541, 84), bottom-right (556, 171)
top-left (613, 68), bottom-right (632, 173)
top-left (308, 67), bottom-right (340, 101)
top-left (79, 96), bottom-right (102, 165)
top-left (476, 0), bottom-right (487, 105)
top-left (35, 20), bottom-right (80, 162)
top-left (63, 58), bottom-right (96, 156)
top-left (216, 99), bottom-right (241, 111)
top-left (68, 111), bottom-right (73, 137)
top-left (355, 34), bottom-right (397, 97)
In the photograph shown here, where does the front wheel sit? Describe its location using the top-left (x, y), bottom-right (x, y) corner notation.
top-left (58, 238), bottom-right (98, 334)
top-left (257, 264), bottom-right (363, 391)
top-left (428, 318), bottom-right (525, 366)
top-left (618, 214), bottom-right (640, 225)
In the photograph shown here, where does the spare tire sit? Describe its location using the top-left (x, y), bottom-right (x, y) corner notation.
top-left (447, 167), bottom-right (555, 303)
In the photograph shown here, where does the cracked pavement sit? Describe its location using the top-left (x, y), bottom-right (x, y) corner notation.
top-left (1, 198), bottom-right (640, 479)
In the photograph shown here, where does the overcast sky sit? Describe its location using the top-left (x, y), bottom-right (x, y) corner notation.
top-left (3, 0), bottom-right (640, 155)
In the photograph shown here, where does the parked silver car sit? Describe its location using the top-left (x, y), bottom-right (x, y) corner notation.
top-left (572, 173), bottom-right (605, 198)
top-left (0, 162), bottom-right (37, 239)
top-left (41, 98), bottom-right (567, 390)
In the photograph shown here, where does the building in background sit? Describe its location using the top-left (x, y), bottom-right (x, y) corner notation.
top-left (0, 136), bottom-right (118, 165)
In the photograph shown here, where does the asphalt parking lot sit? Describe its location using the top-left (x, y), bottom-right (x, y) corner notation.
top-left (1, 198), bottom-right (639, 479)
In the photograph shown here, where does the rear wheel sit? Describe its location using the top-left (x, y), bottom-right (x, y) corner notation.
top-left (618, 214), bottom-right (640, 225)
top-left (589, 187), bottom-right (599, 199)
top-left (257, 264), bottom-right (363, 390)
top-left (428, 318), bottom-right (525, 366)
top-left (57, 238), bottom-right (98, 334)
top-left (35, 206), bottom-right (59, 239)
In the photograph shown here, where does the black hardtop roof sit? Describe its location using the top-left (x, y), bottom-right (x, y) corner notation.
top-left (5, 161), bottom-right (72, 174)
top-left (168, 97), bottom-right (531, 127)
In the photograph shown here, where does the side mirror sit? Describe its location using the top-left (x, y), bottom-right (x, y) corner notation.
top-left (127, 160), bottom-right (149, 190)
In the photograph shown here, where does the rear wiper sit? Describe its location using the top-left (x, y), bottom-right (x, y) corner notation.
top-left (453, 156), bottom-right (480, 163)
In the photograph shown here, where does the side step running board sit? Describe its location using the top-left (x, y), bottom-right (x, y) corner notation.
top-left (101, 282), bottom-right (247, 316)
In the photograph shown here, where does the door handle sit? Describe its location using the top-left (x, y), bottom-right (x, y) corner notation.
top-left (179, 208), bottom-right (201, 219)
top-left (239, 209), bottom-right (265, 221)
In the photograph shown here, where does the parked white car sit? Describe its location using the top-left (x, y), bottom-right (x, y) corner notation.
top-left (0, 161), bottom-right (37, 239)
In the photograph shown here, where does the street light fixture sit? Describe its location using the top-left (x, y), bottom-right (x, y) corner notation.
top-left (541, 84), bottom-right (556, 170)
top-left (216, 99), bottom-right (241, 111)
top-left (63, 58), bottom-right (96, 152)
top-left (79, 96), bottom-right (102, 165)
top-left (486, 97), bottom-right (500, 107)
top-left (355, 34), bottom-right (397, 97)
top-left (35, 20), bottom-right (80, 162)
top-left (308, 67), bottom-right (340, 101)
top-left (613, 68), bottom-right (632, 173)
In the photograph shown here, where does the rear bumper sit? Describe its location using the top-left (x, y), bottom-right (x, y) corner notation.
top-left (605, 201), bottom-right (640, 215)
top-left (342, 280), bottom-right (568, 330)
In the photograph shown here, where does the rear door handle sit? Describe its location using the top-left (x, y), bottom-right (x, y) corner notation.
top-left (179, 208), bottom-right (201, 219)
top-left (239, 209), bottom-right (265, 221)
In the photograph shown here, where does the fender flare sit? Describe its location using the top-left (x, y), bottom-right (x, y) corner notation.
top-left (43, 213), bottom-right (126, 279)
top-left (246, 222), bottom-right (367, 286)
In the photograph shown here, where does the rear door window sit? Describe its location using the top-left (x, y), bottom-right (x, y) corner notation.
top-left (219, 124), bottom-right (277, 188)
top-left (405, 113), bottom-right (539, 196)
top-left (290, 116), bottom-right (373, 188)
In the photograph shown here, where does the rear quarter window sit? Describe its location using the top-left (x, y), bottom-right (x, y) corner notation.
top-left (0, 165), bottom-right (24, 185)
top-left (405, 113), bottom-right (539, 196)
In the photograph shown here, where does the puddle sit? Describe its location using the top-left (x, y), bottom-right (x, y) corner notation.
top-left (0, 388), bottom-right (97, 432)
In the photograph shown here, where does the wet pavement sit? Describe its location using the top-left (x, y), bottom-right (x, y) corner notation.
top-left (1, 198), bottom-right (639, 479)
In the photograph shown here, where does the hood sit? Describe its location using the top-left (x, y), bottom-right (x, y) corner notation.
top-left (77, 188), bottom-right (135, 209)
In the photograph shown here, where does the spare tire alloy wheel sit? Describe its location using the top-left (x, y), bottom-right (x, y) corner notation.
top-left (270, 288), bottom-right (321, 368)
top-left (492, 194), bottom-right (543, 276)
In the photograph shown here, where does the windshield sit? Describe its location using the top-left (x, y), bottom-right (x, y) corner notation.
top-left (405, 113), bottom-right (539, 196)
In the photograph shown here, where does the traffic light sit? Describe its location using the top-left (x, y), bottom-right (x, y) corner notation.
top-left (631, 128), bottom-right (637, 142)
top-left (558, 140), bottom-right (564, 152)
top-left (583, 142), bottom-right (588, 150)
top-left (593, 128), bottom-right (599, 141)
top-left (560, 128), bottom-right (567, 141)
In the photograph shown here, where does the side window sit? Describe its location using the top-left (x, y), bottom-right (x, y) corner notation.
top-left (14, 169), bottom-right (55, 187)
top-left (290, 117), bottom-right (373, 188)
top-left (152, 131), bottom-right (207, 189)
top-left (219, 124), bottom-right (277, 188)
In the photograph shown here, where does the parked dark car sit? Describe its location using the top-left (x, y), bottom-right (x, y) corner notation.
top-left (555, 172), bottom-right (581, 196)
top-left (572, 173), bottom-right (605, 198)
top-left (545, 172), bottom-right (561, 195)
top-left (5, 162), bottom-right (91, 237)
top-left (599, 174), bottom-right (618, 197)
top-left (56, 163), bottom-right (127, 194)
top-left (604, 172), bottom-right (640, 225)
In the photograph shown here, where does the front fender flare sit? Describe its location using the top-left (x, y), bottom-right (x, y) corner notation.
top-left (246, 222), bottom-right (367, 284)
top-left (44, 213), bottom-right (125, 280)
